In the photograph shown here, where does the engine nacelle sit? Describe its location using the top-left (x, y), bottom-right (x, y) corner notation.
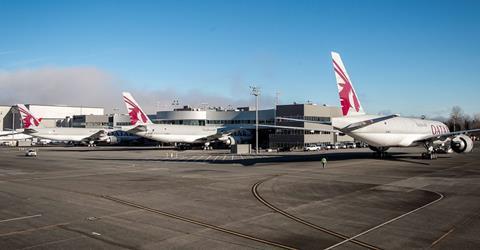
top-left (106, 136), bottom-right (119, 144)
top-left (451, 134), bottom-right (473, 153)
top-left (219, 136), bottom-right (240, 146)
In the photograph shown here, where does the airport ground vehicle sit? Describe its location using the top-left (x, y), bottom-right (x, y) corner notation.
top-left (25, 149), bottom-right (37, 157)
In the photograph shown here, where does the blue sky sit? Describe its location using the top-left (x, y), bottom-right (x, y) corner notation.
top-left (0, 0), bottom-right (479, 116)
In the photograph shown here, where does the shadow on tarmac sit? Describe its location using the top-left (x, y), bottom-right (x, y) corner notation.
top-left (81, 151), bottom-right (450, 166)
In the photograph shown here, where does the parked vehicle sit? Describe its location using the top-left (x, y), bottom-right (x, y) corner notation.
top-left (304, 145), bottom-right (322, 151)
top-left (25, 149), bottom-right (37, 157)
top-left (328, 143), bottom-right (339, 150)
top-left (345, 142), bottom-right (356, 148)
top-left (277, 146), bottom-right (292, 152)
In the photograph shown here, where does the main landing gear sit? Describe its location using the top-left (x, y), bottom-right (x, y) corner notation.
top-left (203, 142), bottom-right (212, 150)
top-left (369, 146), bottom-right (390, 158)
top-left (87, 141), bottom-right (96, 147)
top-left (422, 143), bottom-right (437, 160)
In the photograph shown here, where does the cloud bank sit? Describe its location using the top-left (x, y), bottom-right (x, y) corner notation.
top-left (0, 67), bottom-right (274, 114)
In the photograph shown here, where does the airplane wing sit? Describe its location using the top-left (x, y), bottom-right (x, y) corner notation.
top-left (413, 128), bottom-right (480, 143)
top-left (81, 129), bottom-right (109, 142)
top-left (0, 131), bottom-right (25, 137)
top-left (0, 129), bottom-right (36, 136)
top-left (259, 124), bottom-right (340, 133)
top-left (124, 125), bottom-right (148, 133)
top-left (340, 114), bottom-right (399, 133)
top-left (202, 127), bottom-right (248, 142)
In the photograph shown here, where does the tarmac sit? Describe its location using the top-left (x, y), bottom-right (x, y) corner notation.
top-left (0, 144), bottom-right (479, 249)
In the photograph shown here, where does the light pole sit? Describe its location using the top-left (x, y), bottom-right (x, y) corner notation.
top-left (274, 91), bottom-right (280, 126)
top-left (250, 86), bottom-right (260, 154)
top-left (11, 106), bottom-right (16, 141)
top-left (112, 108), bottom-right (119, 127)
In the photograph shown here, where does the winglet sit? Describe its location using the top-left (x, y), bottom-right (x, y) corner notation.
top-left (331, 52), bottom-right (365, 116)
top-left (122, 92), bottom-right (153, 125)
top-left (16, 104), bottom-right (42, 129)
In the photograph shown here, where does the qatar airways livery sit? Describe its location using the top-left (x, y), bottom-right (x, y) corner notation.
top-left (16, 104), bottom-right (111, 146)
top-left (283, 52), bottom-right (478, 159)
top-left (121, 92), bottom-right (241, 147)
top-left (331, 52), bottom-right (479, 158)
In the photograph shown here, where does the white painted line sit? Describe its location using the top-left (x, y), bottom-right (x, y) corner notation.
top-left (240, 155), bottom-right (244, 160)
top-left (206, 155), bottom-right (212, 161)
top-left (213, 155), bottom-right (219, 162)
top-left (0, 214), bottom-right (42, 223)
top-left (231, 155), bottom-right (234, 160)
top-left (324, 190), bottom-right (444, 249)
top-left (222, 155), bottom-right (226, 161)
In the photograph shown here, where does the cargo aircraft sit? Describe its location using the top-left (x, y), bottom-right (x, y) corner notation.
top-left (280, 52), bottom-right (478, 159)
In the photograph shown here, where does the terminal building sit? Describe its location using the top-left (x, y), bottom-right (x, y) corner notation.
top-left (0, 102), bottom-right (353, 149)
top-left (156, 106), bottom-right (275, 126)
top-left (155, 103), bottom-right (353, 149)
top-left (269, 103), bottom-right (352, 149)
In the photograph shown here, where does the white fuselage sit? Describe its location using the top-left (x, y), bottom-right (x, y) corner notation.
top-left (124, 124), bottom-right (222, 144)
top-left (332, 115), bottom-right (450, 147)
top-left (23, 128), bottom-right (107, 142)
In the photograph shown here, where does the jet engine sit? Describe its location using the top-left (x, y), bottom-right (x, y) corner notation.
top-left (219, 136), bottom-right (240, 146)
top-left (106, 136), bottom-right (119, 144)
top-left (450, 134), bottom-right (473, 153)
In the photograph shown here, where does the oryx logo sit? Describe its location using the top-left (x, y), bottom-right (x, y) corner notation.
top-left (333, 59), bottom-right (361, 116)
top-left (123, 96), bottom-right (148, 125)
top-left (17, 106), bottom-right (41, 128)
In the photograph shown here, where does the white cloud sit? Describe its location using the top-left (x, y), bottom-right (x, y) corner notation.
top-left (0, 67), bottom-right (275, 114)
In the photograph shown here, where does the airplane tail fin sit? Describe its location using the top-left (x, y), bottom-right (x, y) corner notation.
top-left (122, 92), bottom-right (153, 125)
top-left (16, 104), bottom-right (42, 129)
top-left (331, 52), bottom-right (365, 116)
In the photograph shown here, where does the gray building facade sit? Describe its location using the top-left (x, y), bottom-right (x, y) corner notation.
top-left (269, 104), bottom-right (353, 149)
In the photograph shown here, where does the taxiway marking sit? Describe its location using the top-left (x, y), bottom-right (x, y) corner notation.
top-left (324, 190), bottom-right (444, 249)
top-left (0, 214), bottom-right (42, 224)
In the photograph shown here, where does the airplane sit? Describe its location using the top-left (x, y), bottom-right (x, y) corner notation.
top-left (280, 52), bottom-right (479, 159)
top-left (121, 92), bottom-right (243, 148)
top-left (15, 104), bottom-right (112, 146)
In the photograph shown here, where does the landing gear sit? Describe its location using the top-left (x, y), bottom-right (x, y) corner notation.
top-left (87, 141), bottom-right (96, 147)
top-left (203, 142), bottom-right (212, 150)
top-left (369, 146), bottom-right (389, 158)
top-left (421, 152), bottom-right (437, 160)
top-left (422, 143), bottom-right (437, 159)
